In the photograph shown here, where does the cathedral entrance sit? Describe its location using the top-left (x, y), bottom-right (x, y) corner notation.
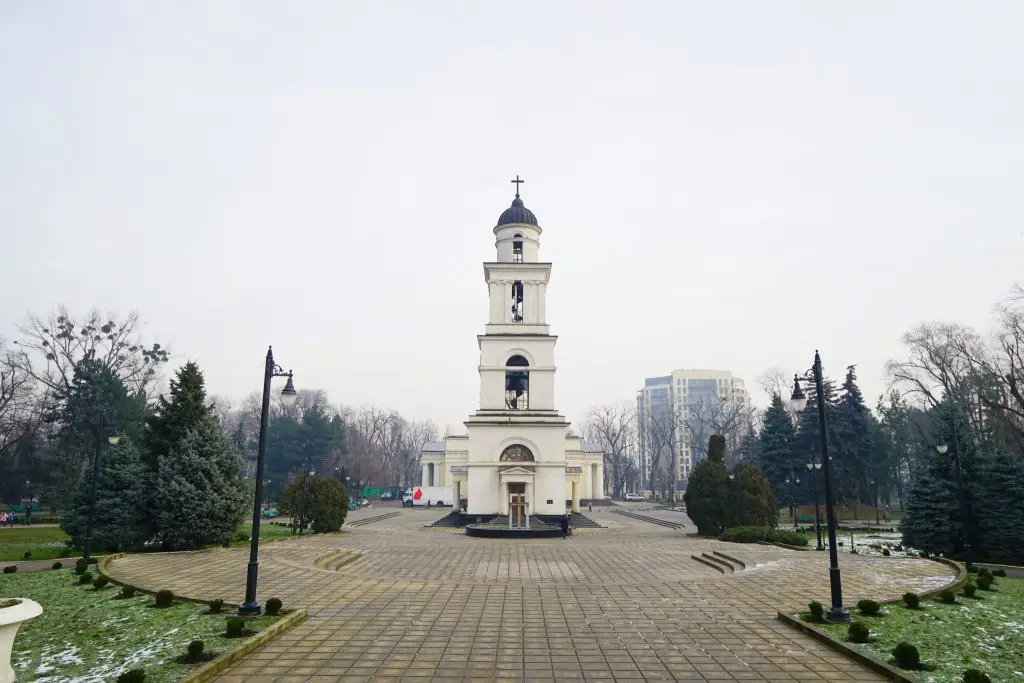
top-left (508, 482), bottom-right (527, 528)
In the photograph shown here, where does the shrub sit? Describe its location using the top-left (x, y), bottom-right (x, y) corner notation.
top-left (265, 597), bottom-right (283, 616)
top-left (154, 589), bottom-right (174, 608)
top-left (3, 565), bottom-right (16, 574)
top-left (79, 573), bottom-right (93, 584)
top-left (119, 586), bottom-right (136, 599)
top-left (977, 567), bottom-right (992, 579)
top-left (857, 599), bottom-right (881, 616)
top-left (277, 474), bottom-right (350, 534)
top-left (75, 559), bottom-right (89, 575)
top-left (892, 642), bottom-right (921, 670)
top-left (882, 548), bottom-right (891, 556)
top-left (116, 669), bottom-right (146, 683)
top-left (87, 557), bottom-right (98, 565)
top-left (208, 598), bottom-right (224, 614)
top-left (939, 589), bottom-right (956, 604)
top-left (976, 575), bottom-right (994, 590)
top-left (808, 601), bottom-right (824, 622)
top-left (962, 669), bottom-right (992, 683)
top-left (903, 592), bottom-right (921, 609)
top-left (93, 575), bottom-right (110, 589)
top-left (225, 617), bottom-right (247, 637)
top-left (771, 529), bottom-right (809, 547)
top-left (23, 551), bottom-right (32, 560)
top-left (186, 639), bottom-right (204, 663)
top-left (52, 561), bottom-right (63, 570)
top-left (992, 569), bottom-right (1006, 578)
top-left (848, 622), bottom-right (870, 643)
top-left (963, 583), bottom-right (977, 598)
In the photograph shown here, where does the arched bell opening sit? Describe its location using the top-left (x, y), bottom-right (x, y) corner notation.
top-left (505, 355), bottom-right (529, 410)
top-left (511, 280), bottom-right (524, 323)
top-left (512, 233), bottom-right (524, 263)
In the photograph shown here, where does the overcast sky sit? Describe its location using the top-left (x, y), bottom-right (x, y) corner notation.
top-left (2, 1), bottom-right (1021, 433)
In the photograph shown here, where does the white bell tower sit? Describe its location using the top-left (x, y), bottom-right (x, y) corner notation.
top-left (463, 176), bottom-right (570, 517)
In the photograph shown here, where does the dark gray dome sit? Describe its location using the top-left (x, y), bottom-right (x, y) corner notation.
top-left (496, 196), bottom-right (538, 227)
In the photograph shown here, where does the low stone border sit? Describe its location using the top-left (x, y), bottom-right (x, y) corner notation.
top-left (756, 540), bottom-right (810, 552)
top-left (178, 608), bottom-right (308, 683)
top-left (776, 612), bottom-right (915, 682)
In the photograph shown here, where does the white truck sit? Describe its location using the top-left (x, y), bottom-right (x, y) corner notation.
top-left (402, 486), bottom-right (454, 508)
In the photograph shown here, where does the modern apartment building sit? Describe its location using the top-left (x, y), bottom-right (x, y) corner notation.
top-left (636, 369), bottom-right (749, 490)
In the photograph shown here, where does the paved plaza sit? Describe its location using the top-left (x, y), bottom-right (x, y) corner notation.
top-left (105, 506), bottom-right (956, 682)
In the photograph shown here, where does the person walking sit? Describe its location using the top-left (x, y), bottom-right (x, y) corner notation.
top-left (587, 500), bottom-right (593, 513)
top-left (560, 511), bottom-right (570, 539)
top-left (882, 503), bottom-right (890, 523)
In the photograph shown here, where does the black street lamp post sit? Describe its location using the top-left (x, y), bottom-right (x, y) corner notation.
top-left (805, 460), bottom-right (824, 550)
top-left (297, 459), bottom-right (312, 536)
top-left (791, 351), bottom-right (850, 622)
top-left (936, 417), bottom-right (973, 572)
top-left (239, 346), bottom-right (297, 617)
top-left (83, 429), bottom-right (120, 561)
top-left (23, 480), bottom-right (32, 526)
top-left (784, 470), bottom-right (801, 529)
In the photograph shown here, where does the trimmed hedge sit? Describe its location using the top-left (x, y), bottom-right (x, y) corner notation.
top-left (719, 525), bottom-right (808, 547)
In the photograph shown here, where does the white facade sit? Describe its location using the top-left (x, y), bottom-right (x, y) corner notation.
top-left (420, 186), bottom-right (604, 517)
top-left (636, 369), bottom-right (750, 486)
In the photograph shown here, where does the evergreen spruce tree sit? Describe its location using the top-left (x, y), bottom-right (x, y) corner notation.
top-left (61, 439), bottom-right (149, 551)
top-left (833, 365), bottom-right (876, 507)
top-left (142, 361), bottom-right (212, 471)
top-left (683, 435), bottom-right (729, 536)
top-left (152, 419), bottom-right (248, 550)
top-left (756, 394), bottom-right (797, 494)
top-left (974, 446), bottom-right (1024, 565)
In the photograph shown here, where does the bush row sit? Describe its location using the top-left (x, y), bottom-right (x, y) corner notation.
top-left (718, 525), bottom-right (809, 547)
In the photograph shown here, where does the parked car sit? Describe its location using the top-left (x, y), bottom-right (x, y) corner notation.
top-left (624, 493), bottom-right (646, 502)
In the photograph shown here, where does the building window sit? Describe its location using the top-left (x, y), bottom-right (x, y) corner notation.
top-left (505, 355), bottom-right (529, 410)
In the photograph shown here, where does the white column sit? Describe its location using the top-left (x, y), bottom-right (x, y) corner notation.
top-left (422, 464), bottom-right (428, 486)
top-left (596, 464), bottom-right (605, 500)
top-left (571, 481), bottom-right (580, 513)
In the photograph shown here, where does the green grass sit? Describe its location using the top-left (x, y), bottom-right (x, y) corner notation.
top-left (0, 527), bottom-right (71, 562)
top-left (3, 568), bottom-right (281, 682)
top-left (0, 523), bottom-right (298, 562)
top-left (804, 577), bottom-right (1024, 682)
top-left (228, 521), bottom-right (295, 547)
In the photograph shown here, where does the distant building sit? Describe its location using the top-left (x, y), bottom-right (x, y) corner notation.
top-left (636, 369), bottom-right (749, 489)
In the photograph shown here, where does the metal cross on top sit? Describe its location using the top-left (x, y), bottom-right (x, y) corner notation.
top-left (511, 175), bottom-right (524, 197)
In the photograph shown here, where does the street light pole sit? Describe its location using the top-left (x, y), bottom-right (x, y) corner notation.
top-left (936, 415), bottom-right (974, 573)
top-left (83, 426), bottom-right (120, 562)
top-left (239, 346), bottom-right (297, 617)
top-left (297, 457), bottom-right (311, 536)
top-left (806, 461), bottom-right (824, 551)
top-left (791, 351), bottom-right (850, 622)
top-left (24, 480), bottom-right (32, 526)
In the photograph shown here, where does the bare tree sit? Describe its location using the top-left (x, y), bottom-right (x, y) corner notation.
top-left (580, 403), bottom-right (638, 497)
top-left (12, 307), bottom-right (169, 399)
top-left (757, 366), bottom-right (797, 421)
top-left (0, 342), bottom-right (37, 459)
top-left (682, 396), bottom-right (758, 463)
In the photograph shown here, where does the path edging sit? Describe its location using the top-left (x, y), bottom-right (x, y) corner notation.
top-left (178, 608), bottom-right (308, 683)
top-left (775, 612), bottom-right (915, 682)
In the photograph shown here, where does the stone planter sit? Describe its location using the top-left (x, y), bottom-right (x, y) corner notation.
top-left (0, 598), bottom-right (42, 683)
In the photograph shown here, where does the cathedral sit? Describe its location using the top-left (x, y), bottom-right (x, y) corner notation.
top-left (420, 179), bottom-right (605, 520)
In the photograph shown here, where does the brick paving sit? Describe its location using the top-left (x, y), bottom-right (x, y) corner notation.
top-left (103, 507), bottom-right (956, 682)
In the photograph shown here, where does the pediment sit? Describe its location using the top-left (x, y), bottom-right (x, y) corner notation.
top-left (498, 465), bottom-right (535, 476)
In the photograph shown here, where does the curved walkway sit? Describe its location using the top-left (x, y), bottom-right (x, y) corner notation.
top-left (105, 508), bottom-right (956, 682)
